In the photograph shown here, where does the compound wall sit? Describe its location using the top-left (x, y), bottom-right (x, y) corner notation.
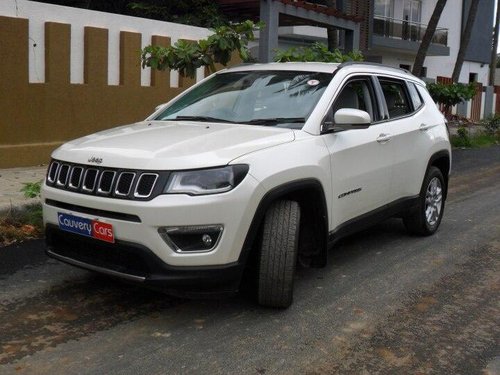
top-left (0, 1), bottom-right (216, 168)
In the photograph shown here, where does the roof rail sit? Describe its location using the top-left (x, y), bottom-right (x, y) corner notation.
top-left (337, 61), bottom-right (412, 75)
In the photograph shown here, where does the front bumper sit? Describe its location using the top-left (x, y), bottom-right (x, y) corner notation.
top-left (42, 173), bottom-right (264, 267)
top-left (46, 225), bottom-right (245, 296)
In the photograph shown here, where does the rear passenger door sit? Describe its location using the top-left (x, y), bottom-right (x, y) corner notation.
top-left (377, 77), bottom-right (430, 202)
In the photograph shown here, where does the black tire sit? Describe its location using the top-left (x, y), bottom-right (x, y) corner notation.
top-left (257, 200), bottom-right (300, 308)
top-left (404, 166), bottom-right (445, 236)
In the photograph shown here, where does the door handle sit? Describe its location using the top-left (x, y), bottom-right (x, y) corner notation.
top-left (419, 123), bottom-right (434, 131)
top-left (377, 133), bottom-right (392, 143)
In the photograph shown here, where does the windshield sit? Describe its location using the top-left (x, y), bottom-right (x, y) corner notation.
top-left (155, 70), bottom-right (332, 129)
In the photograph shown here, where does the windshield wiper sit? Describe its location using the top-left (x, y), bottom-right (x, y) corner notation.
top-left (240, 117), bottom-right (306, 126)
top-left (169, 115), bottom-right (234, 123)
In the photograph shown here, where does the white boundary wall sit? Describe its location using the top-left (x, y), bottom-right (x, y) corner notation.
top-left (0, 0), bottom-right (212, 86)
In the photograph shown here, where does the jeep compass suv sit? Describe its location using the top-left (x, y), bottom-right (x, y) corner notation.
top-left (43, 62), bottom-right (451, 308)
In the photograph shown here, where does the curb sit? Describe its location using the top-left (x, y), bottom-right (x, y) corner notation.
top-left (0, 199), bottom-right (42, 217)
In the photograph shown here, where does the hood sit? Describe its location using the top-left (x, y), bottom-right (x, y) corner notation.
top-left (52, 121), bottom-right (295, 170)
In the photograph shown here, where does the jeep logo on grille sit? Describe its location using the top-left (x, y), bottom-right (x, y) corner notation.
top-left (88, 156), bottom-right (103, 164)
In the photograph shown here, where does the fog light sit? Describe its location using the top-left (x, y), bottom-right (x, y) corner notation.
top-left (158, 225), bottom-right (223, 253)
top-left (202, 234), bottom-right (213, 247)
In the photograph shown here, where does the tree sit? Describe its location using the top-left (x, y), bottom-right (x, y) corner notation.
top-left (128, 1), bottom-right (227, 28)
top-left (452, 0), bottom-right (480, 82)
top-left (34, 0), bottom-right (227, 28)
top-left (489, 0), bottom-right (500, 86)
top-left (412, 0), bottom-right (448, 77)
top-left (142, 21), bottom-right (262, 78)
top-left (427, 82), bottom-right (476, 114)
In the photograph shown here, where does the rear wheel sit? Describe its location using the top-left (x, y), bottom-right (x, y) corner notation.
top-left (404, 166), bottom-right (445, 236)
top-left (257, 200), bottom-right (300, 308)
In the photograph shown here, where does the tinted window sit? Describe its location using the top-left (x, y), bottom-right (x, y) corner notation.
top-left (379, 79), bottom-right (412, 119)
top-left (332, 78), bottom-right (378, 122)
top-left (407, 82), bottom-right (423, 110)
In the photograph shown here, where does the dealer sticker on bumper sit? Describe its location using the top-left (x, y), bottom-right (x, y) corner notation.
top-left (58, 212), bottom-right (115, 243)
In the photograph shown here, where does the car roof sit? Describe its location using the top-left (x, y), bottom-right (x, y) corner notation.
top-left (220, 61), bottom-right (424, 85)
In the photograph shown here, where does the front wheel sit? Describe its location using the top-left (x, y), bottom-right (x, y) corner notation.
top-left (404, 166), bottom-right (445, 236)
top-left (257, 200), bottom-right (300, 308)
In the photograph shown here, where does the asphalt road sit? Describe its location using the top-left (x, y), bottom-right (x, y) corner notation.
top-left (1, 146), bottom-right (499, 375)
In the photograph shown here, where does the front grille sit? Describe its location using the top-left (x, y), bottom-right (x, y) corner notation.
top-left (83, 168), bottom-right (98, 192)
top-left (134, 174), bottom-right (158, 198)
top-left (98, 171), bottom-right (116, 194)
top-left (57, 164), bottom-right (70, 186)
top-left (68, 167), bottom-right (83, 189)
top-left (48, 161), bottom-right (59, 183)
top-left (46, 160), bottom-right (168, 201)
top-left (115, 172), bottom-right (135, 196)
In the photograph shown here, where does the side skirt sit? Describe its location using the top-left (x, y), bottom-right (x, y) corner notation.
top-left (328, 195), bottom-right (419, 247)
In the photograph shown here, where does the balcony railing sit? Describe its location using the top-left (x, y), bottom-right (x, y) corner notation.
top-left (373, 16), bottom-right (448, 47)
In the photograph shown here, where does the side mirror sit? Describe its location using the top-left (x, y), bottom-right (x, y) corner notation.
top-left (333, 108), bottom-right (371, 131)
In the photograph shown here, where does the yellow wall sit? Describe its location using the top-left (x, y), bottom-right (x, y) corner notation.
top-left (0, 15), bottom-right (205, 168)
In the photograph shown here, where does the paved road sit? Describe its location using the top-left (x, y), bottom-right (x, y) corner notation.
top-left (1, 147), bottom-right (499, 375)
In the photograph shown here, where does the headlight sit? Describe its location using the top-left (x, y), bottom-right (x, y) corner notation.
top-left (164, 165), bottom-right (249, 195)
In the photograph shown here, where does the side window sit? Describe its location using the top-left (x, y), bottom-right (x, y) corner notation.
top-left (332, 78), bottom-right (378, 123)
top-left (407, 82), bottom-right (423, 110)
top-left (379, 79), bottom-right (412, 119)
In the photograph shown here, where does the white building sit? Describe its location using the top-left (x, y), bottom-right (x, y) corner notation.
top-left (238, 0), bottom-right (494, 86)
top-left (368, 0), bottom-right (493, 85)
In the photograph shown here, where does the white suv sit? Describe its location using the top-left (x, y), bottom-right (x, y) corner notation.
top-left (42, 62), bottom-right (451, 308)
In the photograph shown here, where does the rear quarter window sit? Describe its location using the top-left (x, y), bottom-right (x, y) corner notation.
top-left (407, 82), bottom-right (424, 110)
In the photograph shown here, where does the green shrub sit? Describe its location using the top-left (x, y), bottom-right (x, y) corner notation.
top-left (451, 127), bottom-right (472, 148)
top-left (426, 82), bottom-right (476, 113)
top-left (274, 42), bottom-right (363, 63)
top-left (21, 180), bottom-right (42, 199)
top-left (480, 114), bottom-right (500, 136)
top-left (450, 127), bottom-right (500, 148)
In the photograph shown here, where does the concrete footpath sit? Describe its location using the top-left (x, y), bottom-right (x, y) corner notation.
top-left (0, 165), bottom-right (47, 213)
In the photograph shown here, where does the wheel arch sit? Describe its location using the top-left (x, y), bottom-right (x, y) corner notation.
top-left (239, 178), bottom-right (329, 268)
top-left (427, 150), bottom-right (450, 199)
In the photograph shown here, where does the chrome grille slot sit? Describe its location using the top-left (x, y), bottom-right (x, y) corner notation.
top-left (47, 159), bottom-right (165, 201)
top-left (82, 168), bottom-right (99, 192)
top-left (68, 167), bottom-right (83, 189)
top-left (134, 173), bottom-right (158, 198)
top-left (115, 172), bottom-right (135, 196)
top-left (98, 171), bottom-right (116, 194)
top-left (57, 165), bottom-right (70, 186)
top-left (48, 161), bottom-right (60, 183)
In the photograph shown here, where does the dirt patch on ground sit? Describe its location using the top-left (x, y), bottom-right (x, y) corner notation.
top-left (0, 277), bottom-right (183, 364)
top-left (304, 242), bottom-right (500, 375)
